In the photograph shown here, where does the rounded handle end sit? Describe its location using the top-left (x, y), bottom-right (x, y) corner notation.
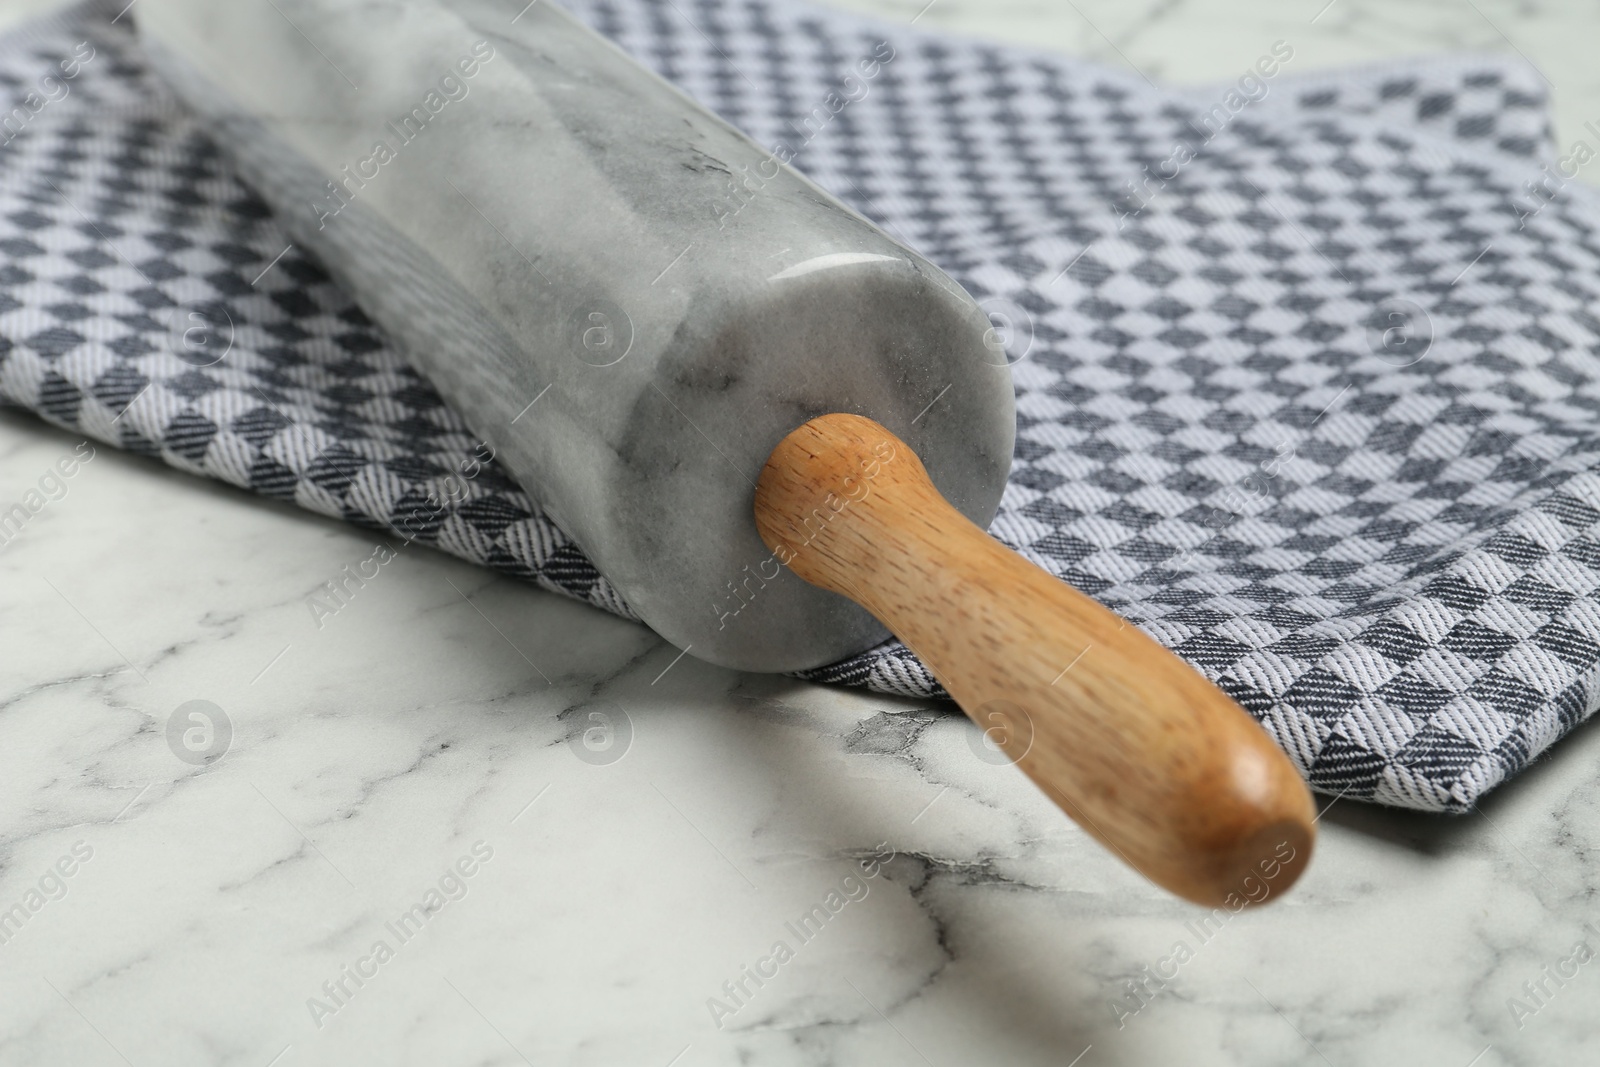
top-left (757, 413), bottom-right (1319, 907)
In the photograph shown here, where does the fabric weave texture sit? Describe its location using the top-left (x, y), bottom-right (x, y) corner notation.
top-left (2, 0), bottom-right (1598, 812)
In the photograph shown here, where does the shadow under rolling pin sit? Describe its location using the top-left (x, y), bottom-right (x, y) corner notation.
top-left (756, 413), bottom-right (1316, 907)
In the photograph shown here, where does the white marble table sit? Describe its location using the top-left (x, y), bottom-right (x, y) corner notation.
top-left (2, 2), bottom-right (1598, 1065)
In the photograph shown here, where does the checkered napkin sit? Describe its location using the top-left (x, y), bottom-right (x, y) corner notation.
top-left (3, 0), bottom-right (1599, 812)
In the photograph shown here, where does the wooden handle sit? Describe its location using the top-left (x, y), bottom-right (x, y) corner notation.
top-left (755, 413), bottom-right (1315, 906)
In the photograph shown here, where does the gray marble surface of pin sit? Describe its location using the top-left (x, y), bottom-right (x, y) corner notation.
top-left (133, 0), bottom-right (1016, 673)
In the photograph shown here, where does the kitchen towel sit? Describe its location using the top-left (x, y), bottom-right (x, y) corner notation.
top-left (1, 0), bottom-right (1598, 813)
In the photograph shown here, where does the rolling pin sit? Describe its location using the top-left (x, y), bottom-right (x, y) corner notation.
top-left (136, 0), bottom-right (1315, 905)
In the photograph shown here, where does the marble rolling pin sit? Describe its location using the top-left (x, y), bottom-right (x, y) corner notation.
top-left (138, 0), bottom-right (1314, 905)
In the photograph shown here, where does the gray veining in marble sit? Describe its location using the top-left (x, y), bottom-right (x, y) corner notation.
top-left (4, 407), bottom-right (1600, 1067)
top-left (4, 0), bottom-right (1600, 1064)
top-left (134, 0), bottom-right (1015, 674)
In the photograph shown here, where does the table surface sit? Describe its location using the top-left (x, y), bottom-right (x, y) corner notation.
top-left (1, 1), bottom-right (1598, 1065)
